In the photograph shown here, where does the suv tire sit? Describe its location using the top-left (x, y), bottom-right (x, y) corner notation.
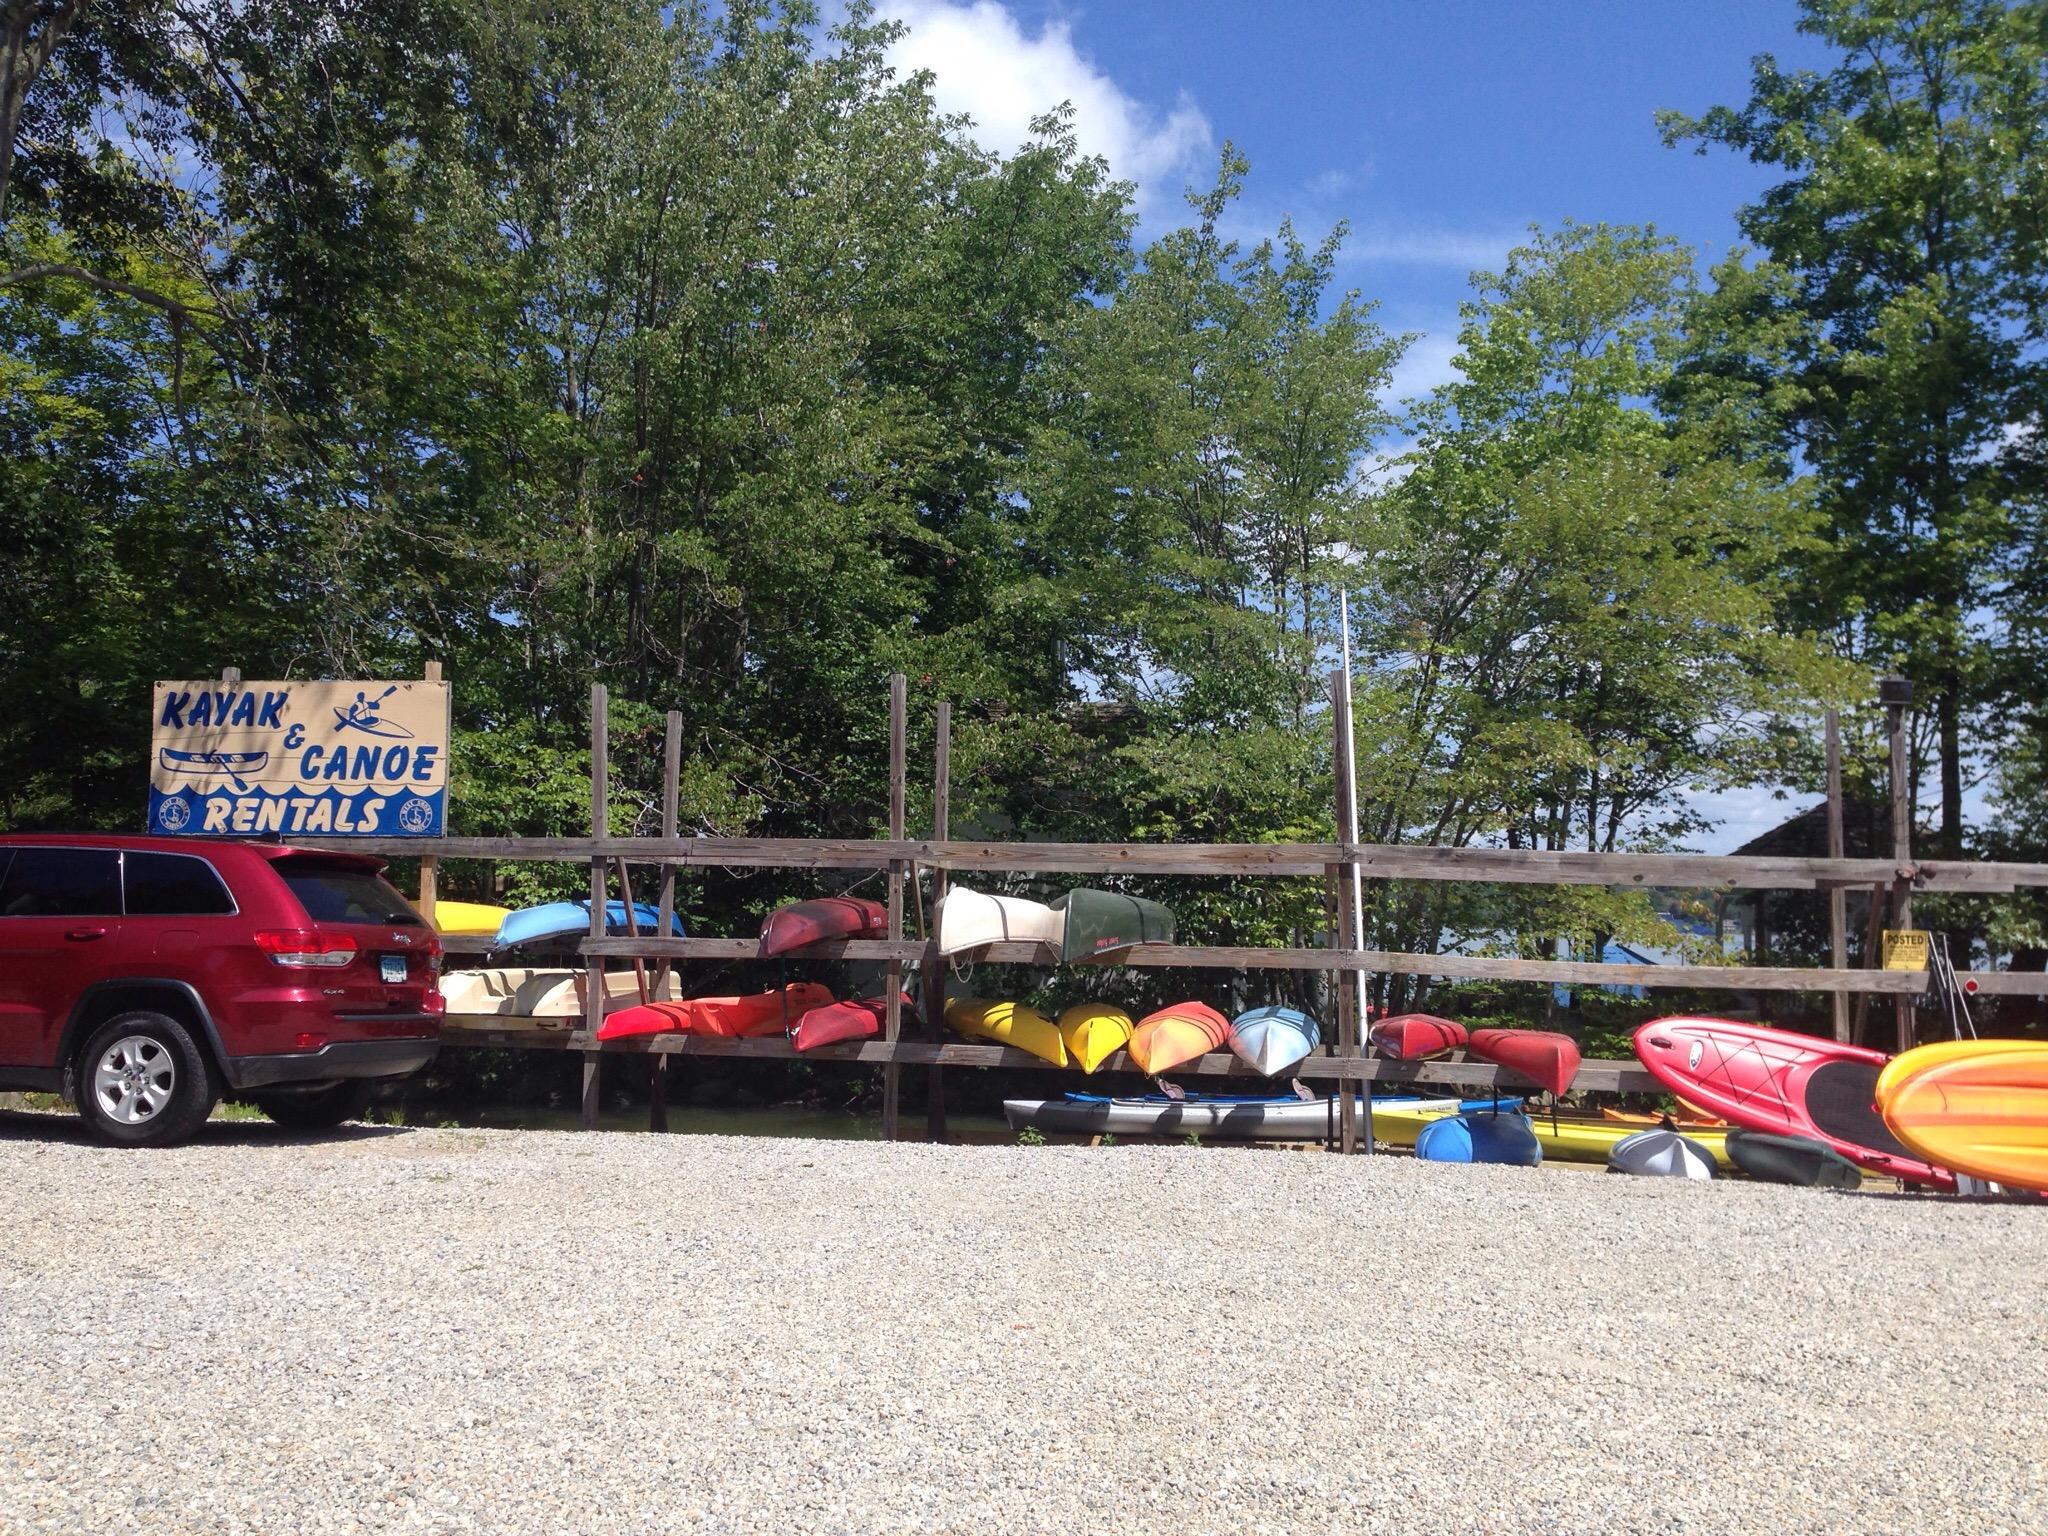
top-left (75, 1011), bottom-right (218, 1147)
top-left (250, 1081), bottom-right (374, 1132)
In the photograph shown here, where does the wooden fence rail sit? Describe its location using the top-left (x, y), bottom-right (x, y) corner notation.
top-left (304, 834), bottom-right (2048, 893)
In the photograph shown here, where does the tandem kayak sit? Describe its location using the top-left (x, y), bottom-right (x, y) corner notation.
top-left (936, 888), bottom-right (1065, 958)
top-left (1001, 1092), bottom-right (1496, 1140)
top-left (597, 982), bottom-right (835, 1042)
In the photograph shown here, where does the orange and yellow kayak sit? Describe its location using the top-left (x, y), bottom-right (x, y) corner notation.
top-left (1876, 1038), bottom-right (2048, 1193)
top-left (1128, 1002), bottom-right (1230, 1075)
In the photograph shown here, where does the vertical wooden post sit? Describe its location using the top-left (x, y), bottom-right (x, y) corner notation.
top-left (1825, 708), bottom-right (1849, 1041)
top-left (650, 710), bottom-right (680, 1133)
top-left (881, 674), bottom-right (907, 1142)
top-left (923, 701), bottom-right (951, 1144)
top-left (418, 661), bottom-right (443, 924)
top-left (582, 683), bottom-right (608, 1131)
top-left (1329, 671), bottom-right (1361, 1155)
top-left (1882, 676), bottom-right (1915, 1054)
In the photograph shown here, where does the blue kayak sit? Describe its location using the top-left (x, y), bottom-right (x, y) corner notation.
top-left (493, 900), bottom-right (685, 949)
top-left (1228, 1005), bottom-right (1322, 1075)
top-left (1415, 1111), bottom-right (1544, 1167)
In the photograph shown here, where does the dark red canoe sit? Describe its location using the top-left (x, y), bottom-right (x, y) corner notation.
top-left (759, 897), bottom-right (888, 958)
top-left (1370, 1013), bottom-right (1469, 1061)
top-left (1469, 1028), bottom-right (1581, 1096)
top-left (598, 982), bottom-right (836, 1042)
top-left (791, 993), bottom-right (918, 1053)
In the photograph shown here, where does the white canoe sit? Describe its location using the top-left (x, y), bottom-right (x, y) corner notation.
top-left (937, 887), bottom-right (1066, 957)
top-left (1002, 1092), bottom-right (1467, 1140)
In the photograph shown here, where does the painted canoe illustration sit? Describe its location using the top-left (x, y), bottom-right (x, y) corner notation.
top-left (158, 748), bottom-right (270, 779)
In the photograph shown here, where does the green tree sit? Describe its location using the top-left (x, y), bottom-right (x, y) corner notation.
top-left (1356, 224), bottom-right (1851, 1002)
top-left (1661, 0), bottom-right (2048, 853)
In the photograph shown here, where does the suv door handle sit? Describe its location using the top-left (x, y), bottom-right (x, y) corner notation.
top-left (65, 927), bottom-right (108, 941)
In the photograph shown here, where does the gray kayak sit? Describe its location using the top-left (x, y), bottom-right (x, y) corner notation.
top-left (1608, 1127), bottom-right (1717, 1179)
top-left (1002, 1092), bottom-right (1467, 1140)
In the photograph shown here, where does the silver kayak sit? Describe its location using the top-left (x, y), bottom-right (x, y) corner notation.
top-left (1001, 1093), bottom-right (1466, 1139)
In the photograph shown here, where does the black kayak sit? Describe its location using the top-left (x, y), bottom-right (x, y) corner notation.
top-left (1727, 1128), bottom-right (1863, 1190)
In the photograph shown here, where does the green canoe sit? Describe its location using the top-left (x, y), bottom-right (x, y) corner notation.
top-left (1052, 887), bottom-right (1175, 963)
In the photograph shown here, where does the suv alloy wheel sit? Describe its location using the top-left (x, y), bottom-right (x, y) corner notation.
top-left (75, 1011), bottom-right (218, 1147)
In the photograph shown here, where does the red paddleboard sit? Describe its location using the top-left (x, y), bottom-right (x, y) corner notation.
top-left (791, 993), bottom-right (917, 1052)
top-left (598, 983), bottom-right (835, 1041)
top-left (758, 897), bottom-right (887, 958)
top-left (1468, 1028), bottom-right (1581, 1096)
top-left (1633, 1016), bottom-right (1952, 1189)
top-left (1371, 1013), bottom-right (1469, 1061)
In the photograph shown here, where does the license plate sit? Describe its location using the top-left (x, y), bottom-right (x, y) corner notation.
top-left (379, 955), bottom-right (408, 984)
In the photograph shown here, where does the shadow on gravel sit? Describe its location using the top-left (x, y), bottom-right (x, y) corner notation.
top-left (0, 1108), bottom-right (416, 1148)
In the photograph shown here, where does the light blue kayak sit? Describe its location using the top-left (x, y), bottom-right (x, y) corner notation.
top-left (1415, 1111), bottom-right (1543, 1167)
top-left (1228, 1005), bottom-right (1322, 1076)
top-left (492, 900), bottom-right (685, 949)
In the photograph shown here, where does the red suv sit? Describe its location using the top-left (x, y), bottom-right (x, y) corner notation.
top-left (0, 835), bottom-right (443, 1146)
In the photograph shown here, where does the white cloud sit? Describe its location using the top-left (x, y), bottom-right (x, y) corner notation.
top-left (1344, 224), bottom-right (1523, 270)
top-left (882, 2), bottom-right (1209, 201)
top-left (1384, 330), bottom-right (1464, 408)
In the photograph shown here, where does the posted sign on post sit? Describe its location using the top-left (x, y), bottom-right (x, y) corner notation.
top-left (149, 679), bottom-right (449, 837)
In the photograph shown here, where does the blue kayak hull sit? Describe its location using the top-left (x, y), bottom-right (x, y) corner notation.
top-left (1415, 1111), bottom-right (1544, 1167)
top-left (494, 900), bottom-right (684, 949)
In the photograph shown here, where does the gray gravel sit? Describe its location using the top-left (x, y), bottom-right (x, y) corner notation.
top-left (1, 1112), bottom-right (2043, 1535)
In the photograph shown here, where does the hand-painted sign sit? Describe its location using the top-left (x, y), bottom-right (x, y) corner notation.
top-left (149, 680), bottom-right (449, 837)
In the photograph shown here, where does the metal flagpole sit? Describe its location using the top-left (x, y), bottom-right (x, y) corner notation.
top-left (1339, 592), bottom-right (1371, 1149)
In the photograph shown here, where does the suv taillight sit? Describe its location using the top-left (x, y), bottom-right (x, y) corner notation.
top-left (253, 929), bottom-right (359, 968)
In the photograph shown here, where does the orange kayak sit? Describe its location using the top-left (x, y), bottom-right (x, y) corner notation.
top-left (1876, 1038), bottom-right (2048, 1193)
top-left (597, 982), bottom-right (835, 1041)
top-left (1128, 1002), bottom-right (1230, 1075)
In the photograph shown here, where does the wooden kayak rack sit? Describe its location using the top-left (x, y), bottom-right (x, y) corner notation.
top-left (297, 674), bottom-right (2048, 1149)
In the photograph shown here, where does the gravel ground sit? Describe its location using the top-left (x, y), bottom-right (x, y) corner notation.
top-left (1, 1111), bottom-right (2043, 1536)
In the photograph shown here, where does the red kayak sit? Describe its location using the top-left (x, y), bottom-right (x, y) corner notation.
top-left (598, 982), bottom-right (836, 1041)
top-left (1634, 1016), bottom-right (1952, 1189)
top-left (758, 897), bottom-right (887, 958)
top-left (1468, 1028), bottom-right (1581, 1096)
top-left (1371, 1013), bottom-right (1469, 1061)
top-left (791, 993), bottom-right (917, 1053)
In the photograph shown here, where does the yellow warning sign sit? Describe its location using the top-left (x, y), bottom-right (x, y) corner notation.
top-left (1882, 930), bottom-right (1930, 972)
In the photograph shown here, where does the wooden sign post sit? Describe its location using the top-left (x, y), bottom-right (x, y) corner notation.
top-left (582, 683), bottom-right (608, 1131)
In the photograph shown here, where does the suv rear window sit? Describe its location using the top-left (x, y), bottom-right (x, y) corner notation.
top-left (276, 862), bottom-right (423, 926)
top-left (123, 851), bottom-right (236, 915)
top-left (0, 847), bottom-right (122, 917)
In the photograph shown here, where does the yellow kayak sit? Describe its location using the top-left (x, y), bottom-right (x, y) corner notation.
top-left (1059, 1002), bottom-right (1133, 1074)
top-left (432, 900), bottom-right (512, 936)
top-left (946, 998), bottom-right (1068, 1068)
top-left (1533, 1114), bottom-right (1732, 1168)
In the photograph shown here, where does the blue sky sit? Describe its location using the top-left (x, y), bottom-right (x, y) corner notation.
top-left (881, 0), bottom-right (1836, 400)
top-left (879, 0), bottom-right (1845, 850)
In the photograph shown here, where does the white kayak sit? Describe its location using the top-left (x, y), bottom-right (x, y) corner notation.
top-left (937, 887), bottom-right (1066, 958)
top-left (1002, 1092), bottom-right (1472, 1140)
